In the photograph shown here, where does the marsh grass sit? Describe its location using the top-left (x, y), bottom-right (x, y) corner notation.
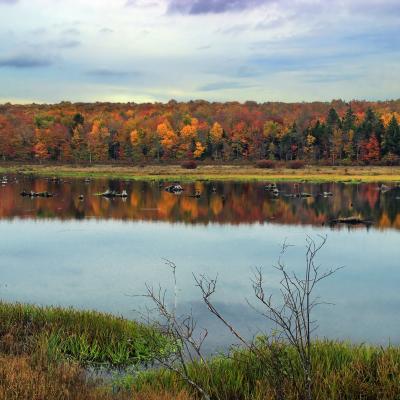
top-left (1, 163), bottom-right (400, 183)
top-left (1, 302), bottom-right (399, 399)
top-left (0, 302), bottom-right (170, 368)
top-left (130, 340), bottom-right (400, 400)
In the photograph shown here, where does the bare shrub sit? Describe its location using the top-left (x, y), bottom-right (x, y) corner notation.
top-left (181, 161), bottom-right (198, 169)
top-left (143, 237), bottom-right (339, 400)
top-left (256, 160), bottom-right (276, 169)
top-left (288, 160), bottom-right (306, 169)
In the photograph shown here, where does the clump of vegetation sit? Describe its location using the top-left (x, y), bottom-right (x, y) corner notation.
top-left (181, 160), bottom-right (198, 169)
top-left (0, 354), bottom-right (118, 400)
top-left (0, 353), bottom-right (190, 400)
top-left (288, 160), bottom-right (306, 169)
top-left (256, 159), bottom-right (276, 169)
top-left (0, 302), bottom-right (171, 368)
top-left (129, 340), bottom-right (400, 400)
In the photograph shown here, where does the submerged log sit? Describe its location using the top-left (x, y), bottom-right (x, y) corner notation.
top-left (165, 184), bottom-right (184, 193)
top-left (265, 183), bottom-right (278, 191)
top-left (98, 189), bottom-right (128, 198)
top-left (188, 191), bottom-right (201, 198)
top-left (330, 216), bottom-right (372, 226)
top-left (20, 191), bottom-right (53, 198)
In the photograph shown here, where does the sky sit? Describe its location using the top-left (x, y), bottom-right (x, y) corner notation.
top-left (0, 0), bottom-right (399, 104)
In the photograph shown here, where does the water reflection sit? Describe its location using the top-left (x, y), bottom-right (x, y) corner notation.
top-left (0, 176), bottom-right (399, 229)
top-left (0, 220), bottom-right (399, 349)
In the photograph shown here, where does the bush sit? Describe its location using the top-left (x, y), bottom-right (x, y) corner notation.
top-left (288, 160), bottom-right (306, 169)
top-left (339, 159), bottom-right (353, 166)
top-left (256, 160), bottom-right (276, 169)
top-left (383, 153), bottom-right (400, 166)
top-left (181, 160), bottom-right (197, 169)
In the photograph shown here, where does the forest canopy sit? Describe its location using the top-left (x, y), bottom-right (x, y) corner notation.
top-left (1, 99), bottom-right (400, 165)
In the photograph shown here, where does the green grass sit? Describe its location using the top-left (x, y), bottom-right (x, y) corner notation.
top-left (0, 302), bottom-right (171, 368)
top-left (127, 339), bottom-right (400, 400)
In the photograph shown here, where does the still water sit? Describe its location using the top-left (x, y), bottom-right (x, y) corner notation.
top-left (0, 176), bottom-right (399, 351)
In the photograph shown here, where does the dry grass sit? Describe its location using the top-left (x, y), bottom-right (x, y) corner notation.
top-left (0, 354), bottom-right (192, 400)
top-left (0, 354), bottom-right (115, 400)
top-left (1, 163), bottom-right (400, 182)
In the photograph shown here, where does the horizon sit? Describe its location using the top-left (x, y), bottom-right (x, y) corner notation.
top-left (2, 97), bottom-right (400, 107)
top-left (0, 0), bottom-right (399, 104)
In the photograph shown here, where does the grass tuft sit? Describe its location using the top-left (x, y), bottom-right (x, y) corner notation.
top-left (0, 302), bottom-right (170, 368)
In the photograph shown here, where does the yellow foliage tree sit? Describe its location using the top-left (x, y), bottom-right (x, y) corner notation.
top-left (157, 121), bottom-right (177, 157)
top-left (194, 141), bottom-right (205, 159)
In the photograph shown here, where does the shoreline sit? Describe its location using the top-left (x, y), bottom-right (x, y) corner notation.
top-left (1, 163), bottom-right (400, 183)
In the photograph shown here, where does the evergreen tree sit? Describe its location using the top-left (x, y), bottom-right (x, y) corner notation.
top-left (342, 107), bottom-right (356, 133)
top-left (383, 116), bottom-right (400, 155)
top-left (326, 108), bottom-right (341, 128)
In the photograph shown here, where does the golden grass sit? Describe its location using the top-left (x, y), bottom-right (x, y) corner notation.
top-left (1, 163), bottom-right (400, 182)
top-left (0, 354), bottom-right (192, 400)
top-left (0, 355), bottom-right (114, 400)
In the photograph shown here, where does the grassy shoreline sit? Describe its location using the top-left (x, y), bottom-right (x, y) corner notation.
top-left (1, 163), bottom-right (400, 183)
top-left (1, 301), bottom-right (400, 399)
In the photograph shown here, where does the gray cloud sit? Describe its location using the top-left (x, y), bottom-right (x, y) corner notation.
top-left (30, 28), bottom-right (47, 35)
top-left (62, 28), bottom-right (80, 36)
top-left (0, 54), bottom-right (52, 68)
top-left (99, 27), bottom-right (114, 34)
top-left (125, 0), bottom-right (160, 8)
top-left (197, 45), bottom-right (211, 50)
top-left (56, 39), bottom-right (81, 49)
top-left (86, 69), bottom-right (141, 79)
top-left (168, 0), bottom-right (400, 19)
top-left (168, 0), bottom-right (272, 14)
top-left (218, 23), bottom-right (250, 35)
top-left (198, 81), bottom-right (255, 91)
top-left (303, 72), bottom-right (361, 84)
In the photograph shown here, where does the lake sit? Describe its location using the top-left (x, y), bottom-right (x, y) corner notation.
top-left (0, 175), bottom-right (400, 352)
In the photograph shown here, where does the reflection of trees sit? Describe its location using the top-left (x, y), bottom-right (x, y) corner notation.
top-left (0, 178), bottom-right (399, 230)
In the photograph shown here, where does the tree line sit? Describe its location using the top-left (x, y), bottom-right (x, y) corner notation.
top-left (0, 99), bottom-right (399, 164)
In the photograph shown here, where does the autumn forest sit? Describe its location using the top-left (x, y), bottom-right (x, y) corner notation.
top-left (1, 99), bottom-right (400, 165)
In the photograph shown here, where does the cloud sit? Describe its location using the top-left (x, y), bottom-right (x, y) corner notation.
top-left (61, 28), bottom-right (80, 36)
top-left (348, 0), bottom-right (400, 16)
top-left (86, 68), bottom-right (141, 79)
top-left (125, 0), bottom-right (160, 8)
top-left (303, 72), bottom-right (361, 84)
top-left (168, 0), bottom-right (271, 14)
top-left (198, 81), bottom-right (255, 91)
top-left (0, 54), bottom-right (53, 68)
top-left (99, 27), bottom-right (114, 34)
top-left (55, 39), bottom-right (81, 49)
top-left (197, 45), bottom-right (211, 50)
top-left (30, 28), bottom-right (47, 35)
top-left (218, 23), bottom-right (250, 35)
